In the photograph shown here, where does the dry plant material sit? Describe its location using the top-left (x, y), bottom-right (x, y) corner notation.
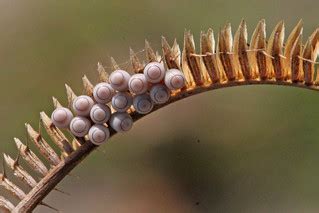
top-left (0, 19), bottom-right (318, 213)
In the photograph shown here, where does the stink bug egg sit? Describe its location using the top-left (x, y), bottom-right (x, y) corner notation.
top-left (111, 92), bottom-right (133, 112)
top-left (128, 73), bottom-right (148, 95)
top-left (69, 116), bottom-right (91, 137)
top-left (90, 104), bottom-right (111, 124)
top-left (72, 95), bottom-right (94, 116)
top-left (164, 69), bottom-right (186, 90)
top-left (88, 124), bottom-right (110, 145)
top-left (143, 62), bottom-right (165, 83)
top-left (109, 70), bottom-right (131, 91)
top-left (93, 83), bottom-right (115, 104)
top-left (150, 84), bottom-right (170, 104)
top-left (109, 112), bottom-right (133, 133)
top-left (133, 94), bottom-right (154, 114)
top-left (51, 107), bottom-right (73, 129)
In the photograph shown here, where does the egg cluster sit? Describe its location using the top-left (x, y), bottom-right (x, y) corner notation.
top-left (51, 62), bottom-right (185, 145)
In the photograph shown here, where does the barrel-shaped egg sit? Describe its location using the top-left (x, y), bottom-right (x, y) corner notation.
top-left (72, 95), bottom-right (94, 116)
top-left (128, 74), bottom-right (148, 95)
top-left (111, 92), bottom-right (133, 112)
top-left (51, 107), bottom-right (74, 129)
top-left (93, 83), bottom-right (115, 104)
top-left (143, 62), bottom-right (165, 83)
top-left (69, 116), bottom-right (91, 137)
top-left (164, 69), bottom-right (186, 90)
top-left (109, 112), bottom-right (133, 133)
top-left (88, 124), bottom-right (110, 145)
top-left (90, 104), bottom-right (111, 124)
top-left (150, 84), bottom-right (170, 104)
top-left (109, 70), bottom-right (131, 91)
top-left (133, 94), bottom-right (154, 114)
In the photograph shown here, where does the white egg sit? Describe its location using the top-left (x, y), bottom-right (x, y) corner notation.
top-left (51, 107), bottom-right (74, 129)
top-left (109, 112), bottom-right (133, 133)
top-left (133, 94), bottom-right (154, 114)
top-left (109, 70), bottom-right (131, 91)
top-left (72, 95), bottom-right (94, 116)
top-left (150, 84), bottom-right (171, 104)
top-left (69, 116), bottom-right (91, 137)
top-left (90, 104), bottom-right (111, 124)
top-left (143, 62), bottom-right (165, 83)
top-left (93, 83), bottom-right (115, 104)
top-left (111, 92), bottom-right (133, 112)
top-left (164, 69), bottom-right (186, 90)
top-left (128, 73), bottom-right (148, 95)
top-left (88, 124), bottom-right (110, 145)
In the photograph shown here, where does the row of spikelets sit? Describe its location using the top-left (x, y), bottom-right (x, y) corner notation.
top-left (1, 19), bottom-right (319, 212)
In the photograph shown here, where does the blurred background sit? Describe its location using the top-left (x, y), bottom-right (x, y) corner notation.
top-left (1, 0), bottom-right (319, 212)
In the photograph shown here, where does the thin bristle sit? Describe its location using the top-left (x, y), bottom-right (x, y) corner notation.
top-left (52, 97), bottom-right (62, 109)
top-left (145, 40), bottom-right (157, 62)
top-left (65, 84), bottom-right (77, 108)
top-left (129, 48), bottom-right (144, 73)
top-left (97, 62), bottom-right (109, 82)
top-left (82, 75), bottom-right (94, 97)
top-left (110, 57), bottom-right (120, 70)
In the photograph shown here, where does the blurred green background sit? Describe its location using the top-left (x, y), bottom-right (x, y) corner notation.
top-left (1, 0), bottom-right (319, 212)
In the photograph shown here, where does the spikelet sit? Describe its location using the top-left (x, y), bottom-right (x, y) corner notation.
top-left (250, 19), bottom-right (269, 79)
top-left (130, 48), bottom-right (144, 73)
top-left (200, 28), bottom-right (222, 83)
top-left (97, 62), bottom-right (109, 82)
top-left (82, 75), bottom-right (94, 97)
top-left (145, 40), bottom-right (157, 62)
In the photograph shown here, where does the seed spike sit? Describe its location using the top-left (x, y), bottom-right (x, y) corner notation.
top-left (14, 138), bottom-right (48, 176)
top-left (25, 123), bottom-right (61, 166)
top-left (65, 84), bottom-right (77, 108)
top-left (110, 57), bottom-right (120, 70)
top-left (52, 97), bottom-right (63, 109)
top-left (3, 153), bottom-right (37, 188)
top-left (97, 62), bottom-right (109, 82)
top-left (234, 19), bottom-right (253, 80)
top-left (161, 36), bottom-right (181, 69)
top-left (0, 196), bottom-right (15, 212)
top-left (129, 47), bottom-right (144, 73)
top-left (267, 20), bottom-right (285, 80)
top-left (291, 34), bottom-right (303, 82)
top-left (218, 24), bottom-right (238, 81)
top-left (183, 30), bottom-right (204, 86)
top-left (250, 19), bottom-right (269, 79)
top-left (284, 20), bottom-right (303, 79)
top-left (0, 160), bottom-right (26, 200)
top-left (145, 39), bottom-right (157, 62)
top-left (200, 28), bottom-right (221, 83)
top-left (40, 112), bottom-right (74, 155)
top-left (82, 75), bottom-right (94, 97)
